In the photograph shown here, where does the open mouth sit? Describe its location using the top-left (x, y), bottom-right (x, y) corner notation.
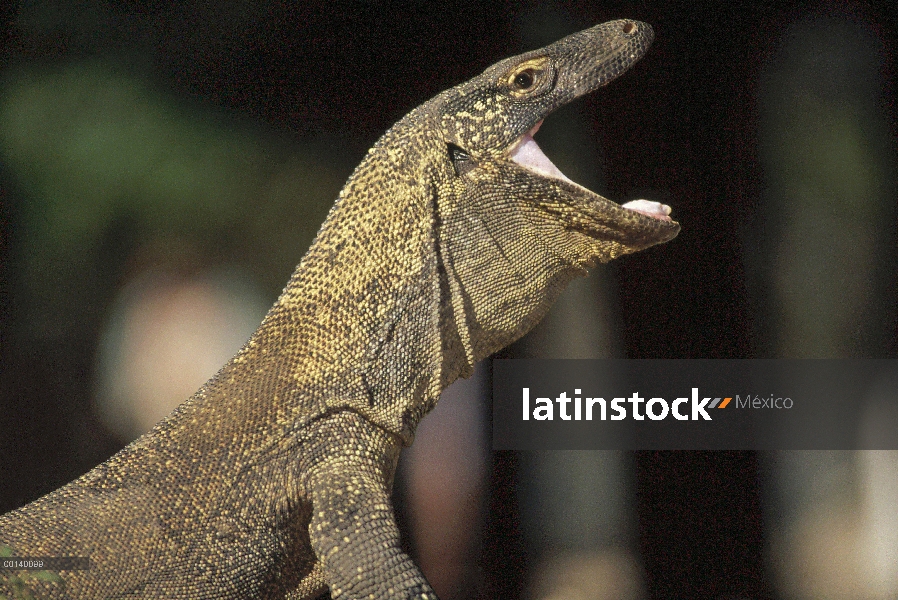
top-left (508, 120), bottom-right (673, 222)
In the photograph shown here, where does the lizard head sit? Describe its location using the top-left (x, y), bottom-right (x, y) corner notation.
top-left (435, 19), bottom-right (679, 260)
top-left (426, 20), bottom-right (680, 367)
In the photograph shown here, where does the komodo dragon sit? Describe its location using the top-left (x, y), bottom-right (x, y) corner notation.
top-left (0, 19), bottom-right (679, 599)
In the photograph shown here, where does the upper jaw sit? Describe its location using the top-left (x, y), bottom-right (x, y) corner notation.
top-left (549, 19), bottom-right (655, 107)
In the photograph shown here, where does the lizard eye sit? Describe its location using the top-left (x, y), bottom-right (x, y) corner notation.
top-left (504, 57), bottom-right (552, 98)
top-left (513, 69), bottom-right (535, 90)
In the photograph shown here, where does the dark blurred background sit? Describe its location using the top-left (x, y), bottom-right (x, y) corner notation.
top-left (1, 2), bottom-right (896, 599)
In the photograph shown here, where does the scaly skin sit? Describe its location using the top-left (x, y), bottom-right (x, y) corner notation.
top-left (0, 19), bottom-right (678, 599)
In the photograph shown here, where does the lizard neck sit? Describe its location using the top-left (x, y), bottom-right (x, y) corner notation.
top-left (244, 113), bottom-right (464, 443)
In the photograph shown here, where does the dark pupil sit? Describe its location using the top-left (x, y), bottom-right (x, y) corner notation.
top-left (514, 70), bottom-right (534, 89)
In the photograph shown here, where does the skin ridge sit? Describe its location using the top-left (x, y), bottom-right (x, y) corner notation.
top-left (0, 19), bottom-right (678, 600)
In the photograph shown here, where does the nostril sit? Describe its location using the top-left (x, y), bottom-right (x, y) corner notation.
top-left (622, 22), bottom-right (636, 35)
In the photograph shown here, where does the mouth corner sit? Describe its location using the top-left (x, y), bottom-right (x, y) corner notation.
top-left (507, 120), bottom-right (576, 185)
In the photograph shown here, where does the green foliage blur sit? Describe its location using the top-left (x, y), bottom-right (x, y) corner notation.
top-left (1, 59), bottom-right (354, 339)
